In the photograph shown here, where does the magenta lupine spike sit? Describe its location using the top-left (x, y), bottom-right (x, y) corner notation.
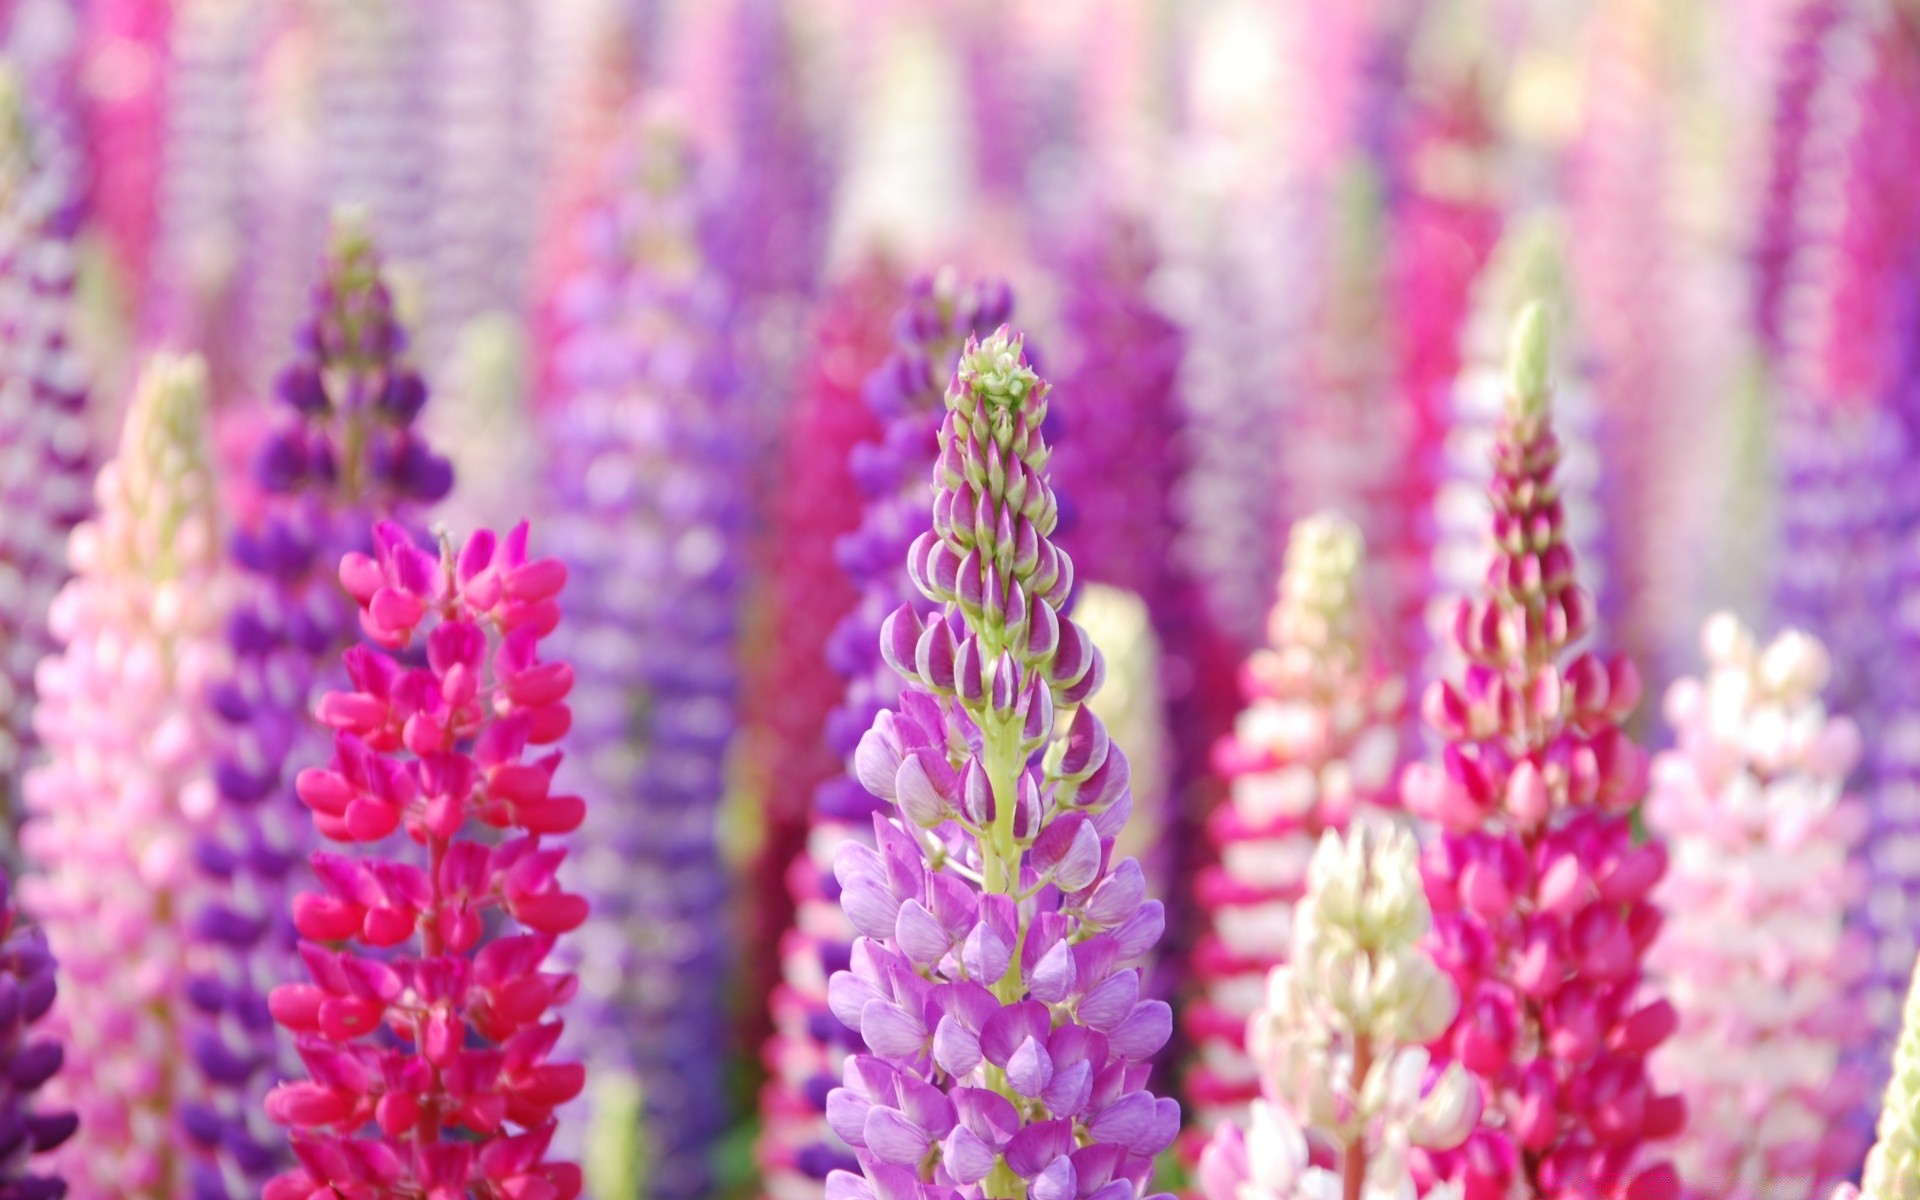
top-left (187, 222), bottom-right (452, 1200)
top-left (76, 0), bottom-right (169, 306)
top-left (21, 355), bottom-right (231, 1199)
top-left (1645, 614), bottom-right (1872, 1197)
top-left (1184, 513), bottom-right (1404, 1134)
top-left (0, 866), bottom-right (79, 1199)
top-left (758, 272), bottom-right (1014, 1198)
top-left (0, 54), bottom-right (93, 831)
top-left (261, 520), bottom-right (586, 1200)
top-left (1407, 308), bottom-right (1684, 1200)
top-left (824, 328), bottom-right (1181, 1200)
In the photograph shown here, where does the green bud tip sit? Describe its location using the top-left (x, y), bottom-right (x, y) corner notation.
top-left (958, 328), bottom-right (1041, 411)
top-left (1507, 301), bottom-right (1553, 420)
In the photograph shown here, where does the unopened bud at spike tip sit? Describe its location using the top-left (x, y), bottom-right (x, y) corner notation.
top-left (1507, 301), bottom-right (1553, 421)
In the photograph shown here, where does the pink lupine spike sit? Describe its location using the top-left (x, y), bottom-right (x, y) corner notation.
top-left (262, 523), bottom-right (585, 1199)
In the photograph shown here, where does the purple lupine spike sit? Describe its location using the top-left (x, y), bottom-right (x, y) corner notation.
top-left (0, 866), bottom-right (76, 1199)
top-left (544, 103), bottom-right (744, 1200)
top-left (0, 46), bottom-right (93, 841)
top-left (824, 327), bottom-right (1180, 1200)
top-left (758, 271), bottom-right (1013, 1198)
top-left (1759, 5), bottom-right (1920, 1106)
top-left (185, 222), bottom-right (451, 1200)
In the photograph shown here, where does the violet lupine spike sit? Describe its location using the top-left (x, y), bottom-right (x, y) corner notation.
top-left (0, 57), bottom-right (93, 836)
top-left (1645, 614), bottom-right (1872, 1197)
top-left (1407, 308), bottom-right (1685, 1200)
top-left (1762, 6), bottom-right (1920, 1080)
top-left (543, 106), bottom-right (743, 1200)
top-left (0, 866), bottom-right (77, 1200)
top-left (757, 271), bottom-right (1013, 1200)
top-left (824, 328), bottom-right (1181, 1200)
top-left (1183, 513), bottom-right (1404, 1135)
top-left (22, 354), bottom-right (231, 1200)
top-left (186, 223), bottom-right (452, 1199)
top-left (261, 520), bottom-right (587, 1200)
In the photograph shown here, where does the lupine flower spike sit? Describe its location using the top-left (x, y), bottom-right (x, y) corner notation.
top-left (1408, 307), bottom-right (1684, 1199)
top-left (1196, 823), bottom-right (1478, 1200)
top-left (190, 219), bottom-right (452, 1200)
top-left (1647, 614), bottom-right (1871, 1196)
top-left (758, 272), bottom-right (1013, 1198)
top-left (0, 867), bottom-right (79, 1199)
top-left (825, 328), bottom-right (1181, 1200)
top-left (261, 521), bottom-right (586, 1200)
top-left (1844, 952), bottom-right (1920, 1200)
top-left (1187, 512), bottom-right (1403, 1131)
top-left (23, 355), bottom-right (231, 1199)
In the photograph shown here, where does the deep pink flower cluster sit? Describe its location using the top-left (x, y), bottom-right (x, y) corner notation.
top-left (261, 521), bottom-right (587, 1200)
top-left (1407, 309), bottom-right (1683, 1200)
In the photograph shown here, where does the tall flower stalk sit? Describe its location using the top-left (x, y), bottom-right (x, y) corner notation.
top-left (1186, 513), bottom-right (1403, 1132)
top-left (1196, 824), bottom-right (1477, 1200)
top-left (758, 272), bottom-right (1012, 1199)
top-left (1646, 614), bottom-right (1870, 1198)
top-left (22, 354), bottom-right (231, 1199)
top-left (0, 59), bottom-right (94, 838)
top-left (1408, 307), bottom-right (1683, 1199)
top-left (1850, 954), bottom-right (1920, 1199)
top-left (543, 104), bottom-right (744, 1200)
top-left (824, 329), bottom-right (1181, 1200)
top-left (262, 520), bottom-right (586, 1199)
top-left (189, 222), bottom-right (451, 1198)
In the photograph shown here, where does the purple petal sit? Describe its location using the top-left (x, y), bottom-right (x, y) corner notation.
top-left (1086, 859), bottom-right (1145, 927)
top-left (895, 900), bottom-right (951, 966)
top-left (1108, 1001), bottom-right (1173, 1061)
top-left (861, 1000), bottom-right (927, 1061)
top-left (942, 1126), bottom-right (996, 1185)
top-left (962, 919), bottom-right (1012, 984)
top-left (1077, 971), bottom-right (1139, 1032)
top-left (1054, 821), bottom-right (1104, 893)
top-left (1040, 1058), bottom-right (1092, 1119)
top-left (856, 718), bottom-right (905, 800)
top-left (952, 1086), bottom-right (1020, 1148)
top-left (1088, 1182), bottom-right (1135, 1200)
top-left (1029, 939), bottom-right (1077, 1004)
top-left (1087, 1092), bottom-right (1156, 1150)
top-left (1032, 1156), bottom-right (1077, 1200)
top-left (844, 878), bottom-right (904, 942)
top-left (1004, 1118), bottom-right (1075, 1178)
top-left (825, 1171), bottom-right (875, 1200)
top-left (898, 1075), bottom-right (957, 1140)
top-left (1007, 1035), bottom-right (1055, 1097)
top-left (1111, 900), bottom-right (1165, 961)
top-left (1144, 1097), bottom-right (1182, 1156)
top-left (980, 1000), bottom-right (1048, 1066)
top-left (933, 1014), bottom-right (982, 1076)
top-left (826, 1089), bottom-right (872, 1148)
top-left (864, 1107), bottom-right (932, 1165)
top-left (895, 753), bottom-right (951, 828)
top-left (829, 973), bottom-right (885, 1033)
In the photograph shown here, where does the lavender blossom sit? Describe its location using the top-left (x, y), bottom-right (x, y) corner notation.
top-left (545, 104), bottom-right (743, 1200)
top-left (0, 55), bottom-right (92, 838)
top-left (824, 328), bottom-right (1181, 1200)
top-left (185, 222), bottom-right (451, 1200)
top-left (0, 866), bottom-right (77, 1199)
top-left (758, 273), bottom-right (1013, 1200)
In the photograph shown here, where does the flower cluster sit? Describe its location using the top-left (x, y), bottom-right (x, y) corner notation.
top-left (758, 272), bottom-right (1014, 1199)
top-left (1406, 307), bottom-right (1683, 1199)
top-left (1849, 952), bottom-right (1920, 1200)
top-left (542, 103), bottom-right (743, 1200)
top-left (1197, 823), bottom-right (1477, 1200)
top-left (0, 60), bottom-right (93, 826)
top-left (0, 866), bottom-right (79, 1199)
top-left (824, 329), bottom-right (1180, 1200)
top-left (22, 355), bottom-right (232, 1199)
top-left (1187, 512), bottom-right (1403, 1130)
top-left (261, 520), bottom-right (585, 1199)
top-left (1646, 614), bottom-right (1871, 1196)
top-left (189, 220), bottom-right (451, 1199)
